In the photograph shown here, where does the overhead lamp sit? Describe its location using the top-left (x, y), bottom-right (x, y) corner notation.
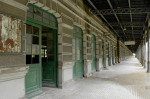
top-left (123, 27), bottom-right (126, 31)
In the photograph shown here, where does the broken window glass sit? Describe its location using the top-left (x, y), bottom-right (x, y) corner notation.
top-left (0, 14), bottom-right (21, 53)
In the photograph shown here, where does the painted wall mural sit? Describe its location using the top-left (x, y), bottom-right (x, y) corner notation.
top-left (0, 14), bottom-right (21, 53)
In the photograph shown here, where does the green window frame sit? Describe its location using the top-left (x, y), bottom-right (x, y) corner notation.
top-left (27, 3), bottom-right (57, 29)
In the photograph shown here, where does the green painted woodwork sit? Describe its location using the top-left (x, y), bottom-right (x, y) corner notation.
top-left (27, 3), bottom-right (57, 29)
top-left (73, 25), bottom-right (84, 80)
top-left (25, 64), bottom-right (42, 98)
top-left (25, 22), bottom-right (42, 99)
top-left (42, 30), bottom-right (57, 87)
top-left (91, 34), bottom-right (96, 72)
top-left (25, 3), bottom-right (58, 98)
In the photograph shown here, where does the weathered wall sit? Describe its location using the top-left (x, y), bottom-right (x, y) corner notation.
top-left (0, 1), bottom-right (28, 99)
top-left (0, 0), bottom-right (133, 98)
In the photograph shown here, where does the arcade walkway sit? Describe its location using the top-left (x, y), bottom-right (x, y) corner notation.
top-left (33, 57), bottom-right (150, 99)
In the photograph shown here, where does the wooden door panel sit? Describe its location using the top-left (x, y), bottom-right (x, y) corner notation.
top-left (25, 23), bottom-right (42, 98)
top-left (42, 31), bottom-right (57, 87)
top-left (73, 26), bottom-right (84, 80)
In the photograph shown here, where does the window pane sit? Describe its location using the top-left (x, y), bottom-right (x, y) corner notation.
top-left (26, 34), bottom-right (32, 54)
top-left (26, 25), bottom-right (32, 34)
top-left (32, 55), bottom-right (39, 63)
top-left (33, 36), bottom-right (39, 44)
top-left (33, 8), bottom-right (42, 21)
top-left (34, 14), bottom-right (42, 22)
top-left (43, 18), bottom-right (49, 24)
top-left (32, 44), bottom-right (39, 55)
top-left (26, 55), bottom-right (32, 64)
top-left (27, 12), bottom-right (33, 18)
top-left (33, 26), bottom-right (39, 35)
top-left (43, 12), bottom-right (49, 19)
top-left (47, 54), bottom-right (54, 62)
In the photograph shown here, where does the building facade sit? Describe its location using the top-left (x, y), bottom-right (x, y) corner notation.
top-left (0, 0), bottom-right (132, 99)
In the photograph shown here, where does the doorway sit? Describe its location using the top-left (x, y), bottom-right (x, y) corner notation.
top-left (73, 25), bottom-right (84, 80)
top-left (25, 23), bottom-right (42, 98)
top-left (91, 34), bottom-right (96, 72)
top-left (25, 3), bottom-right (58, 98)
top-left (42, 26), bottom-right (57, 87)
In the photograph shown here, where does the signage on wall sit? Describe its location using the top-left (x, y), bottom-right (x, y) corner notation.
top-left (124, 41), bottom-right (135, 45)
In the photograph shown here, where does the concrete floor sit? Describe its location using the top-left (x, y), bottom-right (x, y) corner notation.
top-left (33, 57), bottom-right (150, 99)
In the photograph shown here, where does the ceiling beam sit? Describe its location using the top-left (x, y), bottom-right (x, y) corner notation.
top-left (116, 30), bottom-right (143, 32)
top-left (92, 7), bottom-right (150, 15)
top-left (106, 0), bottom-right (127, 39)
top-left (87, 0), bottom-right (121, 38)
top-left (128, 0), bottom-right (135, 41)
top-left (120, 34), bottom-right (141, 37)
top-left (104, 22), bottom-right (145, 27)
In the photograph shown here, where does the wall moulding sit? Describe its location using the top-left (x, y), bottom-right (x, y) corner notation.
top-left (0, 65), bottom-right (28, 82)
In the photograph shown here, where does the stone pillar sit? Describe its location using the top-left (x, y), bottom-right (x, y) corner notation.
top-left (83, 33), bottom-right (92, 77)
top-left (112, 45), bottom-right (115, 65)
top-left (98, 40), bottom-right (103, 70)
top-left (147, 20), bottom-right (150, 72)
top-left (96, 37), bottom-right (100, 71)
top-left (108, 42), bottom-right (112, 66)
top-left (117, 37), bottom-right (120, 63)
top-left (144, 36), bottom-right (147, 68)
top-left (102, 39), bottom-right (106, 68)
top-left (141, 40), bottom-right (144, 66)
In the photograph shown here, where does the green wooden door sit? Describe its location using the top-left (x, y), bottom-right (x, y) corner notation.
top-left (25, 3), bottom-right (58, 98)
top-left (25, 23), bottom-right (42, 98)
top-left (42, 29), bottom-right (57, 87)
top-left (91, 34), bottom-right (96, 71)
top-left (73, 25), bottom-right (84, 80)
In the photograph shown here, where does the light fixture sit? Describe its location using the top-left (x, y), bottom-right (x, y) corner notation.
top-left (123, 27), bottom-right (126, 31)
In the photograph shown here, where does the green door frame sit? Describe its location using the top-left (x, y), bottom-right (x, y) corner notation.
top-left (91, 34), bottom-right (96, 71)
top-left (25, 21), bottom-right (42, 98)
top-left (42, 30), bottom-right (58, 87)
top-left (25, 3), bottom-right (58, 98)
top-left (73, 25), bottom-right (84, 80)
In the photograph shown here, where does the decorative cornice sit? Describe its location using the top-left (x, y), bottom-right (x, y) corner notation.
top-left (0, 0), bottom-right (28, 11)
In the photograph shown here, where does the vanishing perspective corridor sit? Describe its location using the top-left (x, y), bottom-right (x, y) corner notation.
top-left (33, 57), bottom-right (150, 99)
top-left (0, 1), bottom-right (150, 99)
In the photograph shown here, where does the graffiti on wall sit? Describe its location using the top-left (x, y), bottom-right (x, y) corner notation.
top-left (0, 14), bottom-right (21, 53)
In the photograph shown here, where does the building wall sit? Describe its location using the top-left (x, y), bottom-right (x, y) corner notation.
top-left (0, 0), bottom-right (132, 98)
top-left (0, 1), bottom-right (28, 99)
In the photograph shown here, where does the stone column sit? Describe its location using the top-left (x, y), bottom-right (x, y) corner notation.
top-left (103, 39), bottom-right (107, 68)
top-left (108, 42), bottom-right (112, 66)
top-left (96, 37), bottom-right (100, 71)
top-left (117, 37), bottom-right (120, 63)
top-left (112, 45), bottom-right (115, 65)
top-left (98, 40), bottom-right (103, 70)
top-left (147, 19), bottom-right (150, 72)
